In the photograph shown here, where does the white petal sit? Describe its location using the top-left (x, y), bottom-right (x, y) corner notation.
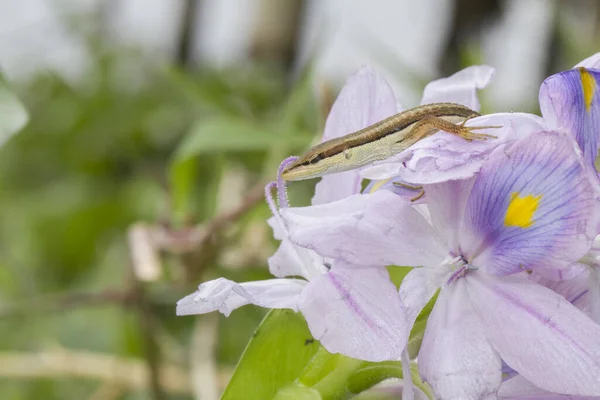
top-left (420, 65), bottom-right (494, 111)
top-left (419, 279), bottom-right (502, 400)
top-left (575, 53), bottom-right (600, 69)
top-left (299, 265), bottom-right (407, 361)
top-left (176, 277), bottom-right (306, 316)
top-left (282, 190), bottom-right (447, 268)
top-left (467, 273), bottom-right (600, 395)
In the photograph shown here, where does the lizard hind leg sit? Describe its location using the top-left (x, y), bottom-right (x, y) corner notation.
top-left (393, 182), bottom-right (425, 202)
top-left (456, 114), bottom-right (502, 141)
top-left (404, 115), bottom-right (501, 145)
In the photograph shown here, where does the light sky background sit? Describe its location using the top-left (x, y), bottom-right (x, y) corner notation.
top-left (0, 0), bottom-right (559, 110)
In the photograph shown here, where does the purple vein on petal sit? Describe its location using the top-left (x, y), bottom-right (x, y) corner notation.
top-left (570, 289), bottom-right (589, 305)
top-left (445, 265), bottom-right (468, 286)
top-left (327, 272), bottom-right (378, 331)
top-left (489, 281), bottom-right (595, 360)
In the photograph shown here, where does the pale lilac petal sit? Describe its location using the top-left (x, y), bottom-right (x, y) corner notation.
top-left (299, 264), bottom-right (407, 361)
top-left (464, 131), bottom-right (598, 276)
top-left (401, 347), bottom-right (414, 400)
top-left (584, 239), bottom-right (600, 322)
top-left (363, 177), bottom-right (428, 204)
top-left (424, 178), bottom-right (476, 251)
top-left (499, 375), bottom-right (600, 400)
top-left (321, 66), bottom-right (398, 143)
top-left (539, 67), bottom-right (600, 168)
top-left (176, 277), bottom-right (306, 316)
top-left (399, 266), bottom-right (451, 327)
top-left (313, 66), bottom-right (398, 205)
top-left (312, 170), bottom-right (362, 206)
top-left (532, 262), bottom-right (589, 282)
top-left (267, 216), bottom-right (328, 279)
top-left (590, 267), bottom-right (600, 324)
top-left (267, 216), bottom-right (285, 240)
top-left (498, 375), bottom-right (545, 399)
top-left (530, 269), bottom-right (590, 308)
top-left (419, 279), bottom-right (502, 400)
top-left (420, 65), bottom-right (494, 111)
top-left (575, 53), bottom-right (600, 69)
top-left (467, 273), bottom-right (600, 395)
top-left (281, 190), bottom-right (447, 268)
top-left (360, 113), bottom-right (548, 184)
top-left (267, 238), bottom-right (327, 279)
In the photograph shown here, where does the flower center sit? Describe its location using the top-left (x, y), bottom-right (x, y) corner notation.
top-left (443, 254), bottom-right (477, 285)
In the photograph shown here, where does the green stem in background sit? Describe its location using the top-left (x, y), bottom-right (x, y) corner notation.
top-left (274, 347), bottom-right (363, 400)
top-left (303, 349), bottom-right (364, 400)
top-left (278, 348), bottom-right (434, 400)
top-left (348, 361), bottom-right (433, 399)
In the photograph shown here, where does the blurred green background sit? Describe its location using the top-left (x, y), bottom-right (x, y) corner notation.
top-left (0, 0), bottom-right (599, 399)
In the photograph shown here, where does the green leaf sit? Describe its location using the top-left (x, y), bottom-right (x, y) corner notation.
top-left (175, 117), bottom-right (312, 161)
top-left (386, 266), bottom-right (413, 289)
top-left (348, 362), bottom-right (434, 400)
top-left (169, 156), bottom-right (199, 225)
top-left (274, 386), bottom-right (322, 400)
top-left (347, 361), bottom-right (403, 394)
top-left (221, 309), bottom-right (320, 400)
top-left (0, 76), bottom-right (28, 147)
top-left (407, 318), bottom-right (427, 359)
top-left (303, 350), bottom-right (363, 400)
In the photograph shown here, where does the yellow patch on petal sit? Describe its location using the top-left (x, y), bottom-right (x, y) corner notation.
top-left (368, 178), bottom-right (391, 193)
top-left (580, 67), bottom-right (596, 112)
top-left (504, 192), bottom-right (542, 228)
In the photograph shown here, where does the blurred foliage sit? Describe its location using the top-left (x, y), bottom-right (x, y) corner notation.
top-left (0, 34), bottom-right (319, 398)
top-left (222, 309), bottom-right (319, 400)
top-left (0, 74), bottom-right (28, 147)
top-left (0, 1), bottom-right (599, 399)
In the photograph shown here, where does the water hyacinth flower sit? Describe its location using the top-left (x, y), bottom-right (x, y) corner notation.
top-left (281, 131), bottom-right (600, 398)
top-left (539, 52), bottom-right (600, 178)
top-left (177, 67), bottom-right (409, 362)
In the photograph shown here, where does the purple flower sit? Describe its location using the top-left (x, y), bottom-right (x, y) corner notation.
top-left (282, 131), bottom-right (600, 397)
top-left (540, 53), bottom-right (600, 177)
top-left (177, 67), bottom-right (409, 362)
top-left (539, 53), bottom-right (600, 322)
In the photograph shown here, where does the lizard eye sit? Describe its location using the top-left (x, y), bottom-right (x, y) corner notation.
top-left (309, 154), bottom-right (323, 164)
top-left (343, 149), bottom-right (353, 160)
